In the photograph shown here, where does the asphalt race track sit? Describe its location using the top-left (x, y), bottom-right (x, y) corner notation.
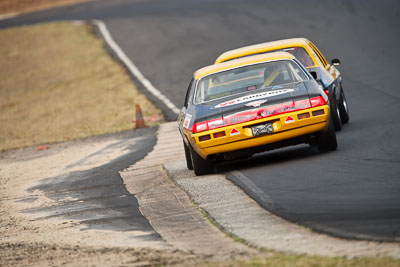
top-left (1, 0), bottom-right (399, 242)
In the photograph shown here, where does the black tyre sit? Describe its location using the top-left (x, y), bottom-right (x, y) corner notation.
top-left (316, 115), bottom-right (338, 152)
top-left (183, 141), bottom-right (193, 170)
top-left (190, 145), bottom-right (214, 176)
top-left (338, 88), bottom-right (350, 124)
top-left (330, 96), bottom-right (342, 131)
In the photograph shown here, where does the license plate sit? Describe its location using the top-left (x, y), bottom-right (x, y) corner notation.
top-left (251, 122), bottom-right (274, 136)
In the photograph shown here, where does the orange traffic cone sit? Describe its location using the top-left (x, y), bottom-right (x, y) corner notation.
top-left (135, 104), bottom-right (147, 129)
top-left (37, 145), bottom-right (50, 151)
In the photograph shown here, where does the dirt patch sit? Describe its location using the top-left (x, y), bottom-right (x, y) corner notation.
top-left (0, 129), bottom-right (209, 266)
top-left (0, 0), bottom-right (90, 15)
top-left (0, 242), bottom-right (207, 267)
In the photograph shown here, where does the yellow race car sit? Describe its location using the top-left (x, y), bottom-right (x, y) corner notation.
top-left (178, 52), bottom-right (337, 175)
top-left (215, 38), bottom-right (349, 131)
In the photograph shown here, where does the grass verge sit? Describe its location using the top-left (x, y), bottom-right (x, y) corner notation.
top-left (205, 254), bottom-right (400, 267)
top-left (0, 21), bottom-right (163, 151)
top-left (0, 0), bottom-right (89, 15)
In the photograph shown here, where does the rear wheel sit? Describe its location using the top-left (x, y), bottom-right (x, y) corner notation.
top-left (316, 115), bottom-right (338, 152)
top-left (338, 88), bottom-right (350, 124)
top-left (330, 96), bottom-right (342, 131)
top-left (190, 145), bottom-right (214, 176)
top-left (183, 141), bottom-right (193, 170)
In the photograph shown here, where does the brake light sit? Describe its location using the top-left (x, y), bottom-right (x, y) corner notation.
top-left (297, 112), bottom-right (310, 120)
top-left (199, 134), bottom-right (211, 142)
top-left (310, 96), bottom-right (327, 107)
top-left (213, 131), bottom-right (226, 138)
top-left (192, 121), bottom-right (209, 133)
top-left (312, 109), bottom-right (325, 116)
top-left (324, 90), bottom-right (329, 96)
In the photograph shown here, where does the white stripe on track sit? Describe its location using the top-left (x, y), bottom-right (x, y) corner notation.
top-left (0, 12), bottom-right (19, 21)
top-left (91, 19), bottom-right (180, 115)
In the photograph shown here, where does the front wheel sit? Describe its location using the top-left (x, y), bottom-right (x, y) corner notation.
top-left (316, 115), bottom-right (338, 152)
top-left (190, 145), bottom-right (214, 176)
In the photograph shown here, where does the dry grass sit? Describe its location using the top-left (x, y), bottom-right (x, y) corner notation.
top-left (207, 253), bottom-right (400, 267)
top-left (0, 21), bottom-right (163, 151)
top-left (0, 0), bottom-right (90, 15)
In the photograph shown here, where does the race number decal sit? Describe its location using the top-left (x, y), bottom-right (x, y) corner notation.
top-left (183, 113), bottom-right (192, 129)
top-left (214, 89), bottom-right (295, 108)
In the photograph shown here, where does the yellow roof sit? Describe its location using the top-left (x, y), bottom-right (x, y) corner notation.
top-left (194, 51), bottom-right (295, 80)
top-left (215, 38), bottom-right (310, 64)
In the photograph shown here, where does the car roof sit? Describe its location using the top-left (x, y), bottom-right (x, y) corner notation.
top-left (194, 51), bottom-right (296, 80)
top-left (214, 38), bottom-right (310, 64)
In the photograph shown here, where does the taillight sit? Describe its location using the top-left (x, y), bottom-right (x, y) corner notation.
top-left (213, 131), bottom-right (226, 138)
top-left (192, 117), bottom-right (225, 133)
top-left (198, 134), bottom-right (211, 142)
top-left (297, 112), bottom-right (310, 120)
top-left (310, 96), bottom-right (327, 107)
top-left (192, 121), bottom-right (209, 133)
top-left (324, 90), bottom-right (329, 96)
top-left (312, 109), bottom-right (325, 116)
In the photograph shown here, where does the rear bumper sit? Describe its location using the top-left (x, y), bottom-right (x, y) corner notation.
top-left (190, 105), bottom-right (329, 159)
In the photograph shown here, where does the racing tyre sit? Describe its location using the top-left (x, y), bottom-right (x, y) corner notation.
top-left (190, 145), bottom-right (214, 176)
top-left (183, 141), bottom-right (193, 170)
top-left (316, 115), bottom-right (338, 152)
top-left (330, 96), bottom-right (342, 131)
top-left (338, 88), bottom-right (350, 124)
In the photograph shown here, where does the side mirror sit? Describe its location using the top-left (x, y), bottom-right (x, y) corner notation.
top-left (309, 70), bottom-right (323, 86)
top-left (331, 58), bottom-right (341, 66)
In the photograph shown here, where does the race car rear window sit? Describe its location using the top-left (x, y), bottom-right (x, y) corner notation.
top-left (223, 47), bottom-right (315, 67)
top-left (195, 60), bottom-right (308, 104)
top-left (282, 47), bottom-right (314, 67)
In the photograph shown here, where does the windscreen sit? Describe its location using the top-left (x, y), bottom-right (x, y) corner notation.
top-left (195, 60), bottom-right (308, 104)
